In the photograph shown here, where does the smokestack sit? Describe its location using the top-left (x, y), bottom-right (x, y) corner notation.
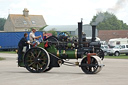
top-left (78, 20), bottom-right (83, 48)
top-left (91, 22), bottom-right (96, 42)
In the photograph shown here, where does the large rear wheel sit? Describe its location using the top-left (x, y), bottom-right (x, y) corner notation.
top-left (24, 47), bottom-right (50, 73)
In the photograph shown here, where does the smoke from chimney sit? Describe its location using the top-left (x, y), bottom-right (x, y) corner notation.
top-left (94, 13), bottom-right (104, 25)
top-left (107, 0), bottom-right (128, 13)
top-left (93, 0), bottom-right (128, 25)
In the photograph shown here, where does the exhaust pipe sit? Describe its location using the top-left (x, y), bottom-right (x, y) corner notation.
top-left (78, 20), bottom-right (82, 48)
top-left (91, 25), bottom-right (96, 42)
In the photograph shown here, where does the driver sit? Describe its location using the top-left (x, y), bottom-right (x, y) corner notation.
top-left (29, 28), bottom-right (41, 47)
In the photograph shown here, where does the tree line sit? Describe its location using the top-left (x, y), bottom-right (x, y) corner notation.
top-left (90, 12), bottom-right (128, 30)
top-left (0, 18), bottom-right (6, 31)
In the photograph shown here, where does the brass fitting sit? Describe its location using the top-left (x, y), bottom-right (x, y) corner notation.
top-left (75, 61), bottom-right (79, 66)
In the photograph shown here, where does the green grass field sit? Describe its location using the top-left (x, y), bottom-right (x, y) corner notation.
top-left (0, 51), bottom-right (17, 54)
top-left (0, 57), bottom-right (5, 60)
top-left (0, 51), bottom-right (16, 60)
top-left (105, 54), bottom-right (128, 59)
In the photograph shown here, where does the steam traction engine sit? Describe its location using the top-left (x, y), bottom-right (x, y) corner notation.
top-left (19, 20), bottom-right (104, 74)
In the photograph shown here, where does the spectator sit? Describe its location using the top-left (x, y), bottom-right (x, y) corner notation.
top-left (43, 32), bottom-right (48, 40)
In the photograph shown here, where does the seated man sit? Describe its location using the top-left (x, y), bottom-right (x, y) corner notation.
top-left (29, 28), bottom-right (41, 47)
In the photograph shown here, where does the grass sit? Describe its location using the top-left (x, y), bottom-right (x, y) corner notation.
top-left (105, 54), bottom-right (128, 59)
top-left (0, 51), bottom-right (17, 54)
top-left (0, 51), bottom-right (15, 60)
top-left (0, 57), bottom-right (5, 60)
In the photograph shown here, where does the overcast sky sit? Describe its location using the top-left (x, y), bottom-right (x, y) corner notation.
top-left (0, 0), bottom-right (128, 25)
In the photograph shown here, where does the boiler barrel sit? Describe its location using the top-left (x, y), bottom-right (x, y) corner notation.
top-left (56, 50), bottom-right (77, 59)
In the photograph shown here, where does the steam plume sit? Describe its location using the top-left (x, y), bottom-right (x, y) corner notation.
top-left (93, 0), bottom-right (128, 25)
top-left (107, 0), bottom-right (128, 13)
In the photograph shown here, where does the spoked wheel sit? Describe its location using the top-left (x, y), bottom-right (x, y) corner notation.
top-left (24, 47), bottom-right (50, 73)
top-left (96, 49), bottom-right (104, 60)
top-left (81, 56), bottom-right (103, 74)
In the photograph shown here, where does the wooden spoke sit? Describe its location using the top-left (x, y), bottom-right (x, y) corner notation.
top-left (30, 52), bottom-right (36, 58)
top-left (28, 62), bottom-right (34, 67)
top-left (37, 50), bottom-right (41, 58)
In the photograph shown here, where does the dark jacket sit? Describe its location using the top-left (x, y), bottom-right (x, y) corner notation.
top-left (18, 37), bottom-right (28, 47)
top-left (18, 37), bottom-right (28, 61)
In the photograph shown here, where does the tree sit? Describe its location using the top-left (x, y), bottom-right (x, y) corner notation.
top-left (90, 12), bottom-right (128, 30)
top-left (0, 18), bottom-right (6, 31)
top-left (48, 28), bottom-right (57, 36)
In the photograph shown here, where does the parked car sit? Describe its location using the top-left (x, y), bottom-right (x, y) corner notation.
top-left (107, 44), bottom-right (128, 56)
top-left (101, 45), bottom-right (109, 56)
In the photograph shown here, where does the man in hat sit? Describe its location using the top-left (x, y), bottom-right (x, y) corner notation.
top-left (29, 28), bottom-right (41, 46)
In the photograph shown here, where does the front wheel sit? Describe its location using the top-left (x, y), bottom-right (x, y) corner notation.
top-left (80, 56), bottom-right (103, 74)
top-left (104, 52), bottom-right (108, 56)
top-left (114, 51), bottom-right (120, 56)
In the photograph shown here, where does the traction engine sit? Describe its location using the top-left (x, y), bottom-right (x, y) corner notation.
top-left (19, 20), bottom-right (104, 74)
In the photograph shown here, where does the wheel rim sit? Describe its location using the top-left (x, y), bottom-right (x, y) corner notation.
top-left (115, 52), bottom-right (119, 56)
top-left (24, 47), bottom-right (50, 73)
top-left (104, 52), bottom-right (107, 56)
top-left (81, 56), bottom-right (102, 74)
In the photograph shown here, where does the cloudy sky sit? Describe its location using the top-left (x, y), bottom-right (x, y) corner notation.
top-left (0, 0), bottom-right (128, 25)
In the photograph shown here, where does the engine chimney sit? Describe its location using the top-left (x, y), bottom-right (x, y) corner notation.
top-left (78, 20), bottom-right (83, 48)
top-left (91, 25), bottom-right (96, 42)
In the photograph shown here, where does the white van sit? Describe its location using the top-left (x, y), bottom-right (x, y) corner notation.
top-left (108, 38), bottom-right (128, 47)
